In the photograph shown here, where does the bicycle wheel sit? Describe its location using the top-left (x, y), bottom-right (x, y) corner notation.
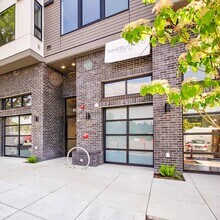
top-left (67, 147), bottom-right (90, 169)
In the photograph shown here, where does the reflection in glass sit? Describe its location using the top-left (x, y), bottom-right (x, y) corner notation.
top-left (129, 105), bottom-right (153, 119)
top-left (104, 81), bottom-right (126, 97)
top-left (34, 0), bottom-right (42, 39)
top-left (106, 150), bottom-right (126, 163)
top-left (5, 98), bottom-right (11, 109)
top-left (6, 117), bottom-right (19, 126)
top-left (183, 115), bottom-right (220, 133)
top-left (20, 115), bottom-right (31, 124)
top-left (106, 121), bottom-right (126, 134)
top-left (5, 126), bottom-right (19, 135)
top-left (184, 134), bottom-right (219, 153)
top-left (106, 136), bottom-right (126, 149)
top-left (20, 125), bottom-right (32, 135)
top-left (129, 151), bottom-right (153, 165)
top-left (5, 137), bottom-right (19, 146)
top-left (20, 136), bottom-right (32, 146)
top-left (66, 98), bottom-right (76, 116)
top-left (129, 120), bottom-right (153, 134)
top-left (0, 5), bottom-right (15, 46)
top-left (23, 95), bottom-right (32, 106)
top-left (105, 0), bottom-right (128, 17)
top-left (183, 67), bottom-right (206, 82)
top-left (106, 108), bottom-right (127, 120)
top-left (67, 118), bottom-right (76, 139)
top-left (83, 0), bottom-right (100, 25)
top-left (61, 0), bottom-right (78, 34)
top-left (20, 147), bottom-right (32, 157)
top-left (12, 97), bottom-right (22, 108)
top-left (5, 147), bottom-right (18, 156)
top-left (67, 140), bottom-right (76, 153)
top-left (129, 136), bottom-right (153, 150)
top-left (127, 76), bottom-right (151, 94)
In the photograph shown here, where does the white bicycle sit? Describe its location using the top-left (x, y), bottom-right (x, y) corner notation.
top-left (67, 147), bottom-right (90, 169)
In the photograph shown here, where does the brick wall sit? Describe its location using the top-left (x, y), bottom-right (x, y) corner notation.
top-left (0, 63), bottom-right (64, 160)
top-left (76, 50), bottom-right (152, 166)
top-left (63, 73), bottom-right (76, 98)
top-left (42, 66), bottom-right (64, 160)
top-left (152, 43), bottom-right (184, 172)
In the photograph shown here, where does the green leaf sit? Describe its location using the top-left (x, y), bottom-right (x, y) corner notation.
top-left (202, 10), bottom-right (214, 26)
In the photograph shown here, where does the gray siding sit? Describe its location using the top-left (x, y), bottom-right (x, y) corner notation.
top-left (44, 0), bottom-right (154, 58)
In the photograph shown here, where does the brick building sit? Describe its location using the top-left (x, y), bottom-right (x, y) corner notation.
top-left (0, 0), bottom-right (219, 174)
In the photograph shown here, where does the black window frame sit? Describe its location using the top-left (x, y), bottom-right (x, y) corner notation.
top-left (34, 0), bottom-right (42, 41)
top-left (61, 0), bottom-right (129, 36)
top-left (183, 111), bottom-right (220, 173)
top-left (104, 104), bottom-right (154, 167)
top-left (0, 4), bottom-right (16, 47)
top-left (4, 114), bottom-right (32, 158)
top-left (103, 74), bottom-right (152, 98)
top-left (1, 94), bottom-right (32, 110)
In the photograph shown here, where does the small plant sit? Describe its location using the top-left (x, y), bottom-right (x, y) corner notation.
top-left (27, 156), bottom-right (38, 163)
top-left (159, 164), bottom-right (183, 180)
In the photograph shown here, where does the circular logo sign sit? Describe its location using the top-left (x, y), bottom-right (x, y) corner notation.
top-left (83, 60), bottom-right (93, 71)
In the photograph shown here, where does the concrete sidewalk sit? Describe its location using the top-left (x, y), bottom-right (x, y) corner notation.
top-left (0, 157), bottom-right (152, 220)
top-left (0, 157), bottom-right (219, 220)
top-left (147, 173), bottom-right (220, 220)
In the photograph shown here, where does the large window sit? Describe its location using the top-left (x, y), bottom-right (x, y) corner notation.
top-left (183, 68), bottom-right (220, 173)
top-left (2, 94), bottom-right (32, 110)
top-left (104, 75), bottom-right (152, 98)
top-left (105, 0), bottom-right (129, 17)
top-left (61, 0), bottom-right (78, 34)
top-left (82, 0), bottom-right (100, 25)
top-left (61, 0), bottom-right (129, 35)
top-left (0, 5), bottom-right (15, 47)
top-left (4, 115), bottom-right (32, 157)
top-left (34, 0), bottom-right (42, 40)
top-left (104, 105), bottom-right (153, 166)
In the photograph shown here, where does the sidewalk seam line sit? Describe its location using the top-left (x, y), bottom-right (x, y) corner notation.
top-left (74, 174), bottom-right (120, 220)
top-left (145, 174), bottom-right (154, 220)
top-left (189, 174), bottom-right (218, 220)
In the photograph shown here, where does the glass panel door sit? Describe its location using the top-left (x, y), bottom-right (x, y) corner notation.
top-left (4, 115), bottom-right (32, 157)
top-left (104, 105), bottom-right (153, 166)
top-left (66, 98), bottom-right (77, 154)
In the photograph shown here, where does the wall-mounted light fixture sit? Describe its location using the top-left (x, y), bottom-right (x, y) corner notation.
top-left (86, 112), bottom-right (91, 120)
top-left (165, 103), bottom-right (171, 113)
top-left (33, 116), bottom-right (39, 122)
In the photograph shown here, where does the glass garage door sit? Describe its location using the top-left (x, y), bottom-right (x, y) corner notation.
top-left (104, 105), bottom-right (153, 166)
top-left (4, 115), bottom-right (32, 157)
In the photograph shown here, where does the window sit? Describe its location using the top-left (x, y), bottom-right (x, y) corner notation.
top-left (61, 0), bottom-right (129, 35)
top-left (82, 0), bottom-right (100, 25)
top-left (104, 105), bottom-right (153, 166)
top-left (2, 94), bottom-right (32, 110)
top-left (105, 0), bottom-right (128, 17)
top-left (0, 5), bottom-right (15, 47)
top-left (4, 115), bottom-right (32, 157)
top-left (183, 109), bottom-right (220, 173)
top-left (183, 67), bottom-right (206, 82)
top-left (34, 0), bottom-right (42, 40)
top-left (61, 0), bottom-right (78, 34)
top-left (104, 75), bottom-right (152, 98)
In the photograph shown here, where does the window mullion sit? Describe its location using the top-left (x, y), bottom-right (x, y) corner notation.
top-left (100, 0), bottom-right (105, 19)
top-left (78, 0), bottom-right (82, 28)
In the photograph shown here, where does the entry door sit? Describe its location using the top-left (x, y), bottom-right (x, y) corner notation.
top-left (66, 98), bottom-right (76, 154)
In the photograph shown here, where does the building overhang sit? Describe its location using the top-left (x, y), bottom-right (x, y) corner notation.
top-left (0, 49), bottom-right (43, 75)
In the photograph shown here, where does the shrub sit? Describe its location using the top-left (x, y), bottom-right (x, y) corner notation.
top-left (27, 156), bottom-right (38, 163)
top-left (159, 164), bottom-right (183, 179)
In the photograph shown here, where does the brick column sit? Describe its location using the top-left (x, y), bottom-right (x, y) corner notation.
top-left (153, 43), bottom-right (184, 172)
